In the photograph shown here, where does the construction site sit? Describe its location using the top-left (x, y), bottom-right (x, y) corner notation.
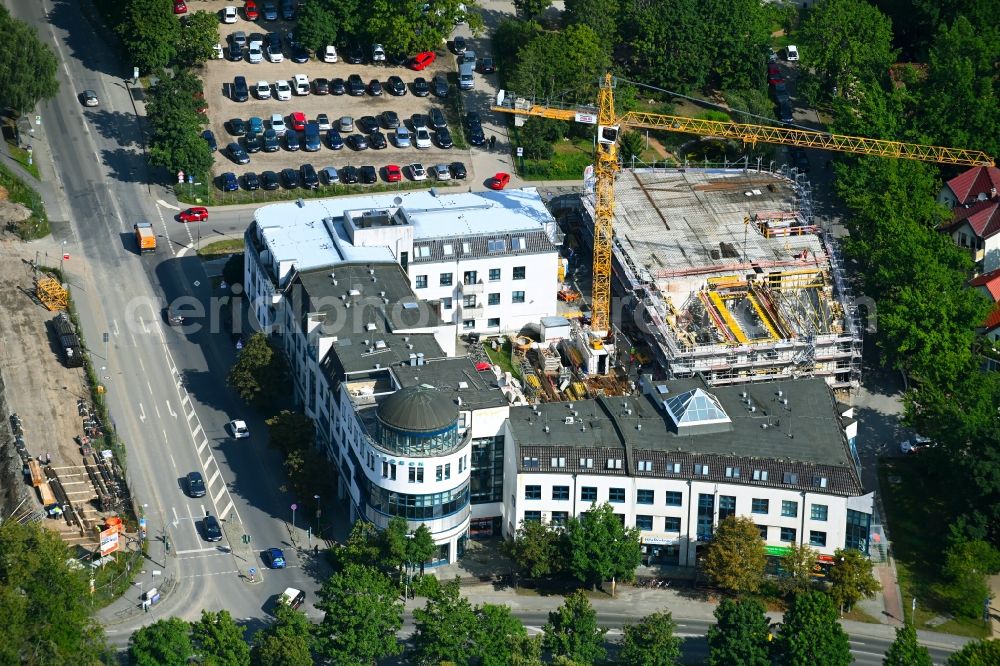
top-left (580, 167), bottom-right (862, 391)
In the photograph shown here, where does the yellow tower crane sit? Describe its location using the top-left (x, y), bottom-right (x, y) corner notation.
top-left (491, 72), bottom-right (995, 336)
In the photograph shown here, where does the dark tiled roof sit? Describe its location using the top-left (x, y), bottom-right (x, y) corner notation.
top-left (410, 229), bottom-right (555, 263)
top-left (941, 198), bottom-right (1000, 239)
top-left (393, 356), bottom-right (508, 411)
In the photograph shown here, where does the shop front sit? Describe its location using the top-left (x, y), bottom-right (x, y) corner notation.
top-left (764, 545), bottom-right (836, 579)
top-left (642, 534), bottom-right (681, 566)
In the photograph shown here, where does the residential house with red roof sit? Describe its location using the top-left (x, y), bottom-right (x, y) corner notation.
top-left (938, 166), bottom-right (1000, 271)
top-left (968, 268), bottom-right (1000, 369)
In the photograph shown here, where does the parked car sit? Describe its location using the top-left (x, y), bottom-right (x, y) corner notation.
top-left (347, 74), bottom-right (365, 96)
top-left (339, 116), bottom-right (354, 132)
top-left (313, 78), bottom-right (330, 95)
top-left (372, 43), bottom-right (386, 62)
top-left (410, 113), bottom-right (428, 130)
top-left (410, 51), bottom-right (436, 71)
top-left (414, 128), bottom-right (431, 149)
top-left (490, 172), bottom-right (511, 190)
top-left (436, 128), bottom-right (453, 149)
top-left (254, 80), bottom-right (271, 99)
top-left (431, 108), bottom-right (448, 130)
top-left (201, 129), bottom-right (217, 152)
top-left (186, 471), bottom-right (206, 497)
top-left (179, 207), bottom-right (209, 222)
top-left (432, 74), bottom-right (448, 97)
top-left (467, 125), bottom-right (485, 146)
top-left (357, 116), bottom-right (379, 134)
top-left (778, 99), bottom-right (794, 123)
top-left (243, 171), bottom-right (260, 190)
top-left (248, 116), bottom-right (264, 134)
top-left (284, 130), bottom-right (300, 151)
top-left (345, 44), bottom-right (365, 64)
top-left (263, 128), bottom-right (279, 151)
top-left (384, 164), bottom-right (402, 182)
top-left (330, 77), bottom-right (346, 95)
top-left (270, 113), bottom-right (287, 135)
top-left (293, 74), bottom-right (310, 95)
top-left (320, 166), bottom-right (339, 184)
top-left (173, 0), bottom-right (187, 14)
top-left (348, 134), bottom-right (369, 150)
top-left (412, 77), bottom-right (430, 97)
top-left (231, 31), bottom-right (248, 49)
top-left (244, 133), bottom-right (263, 152)
top-left (325, 129), bottom-right (344, 150)
top-left (279, 0), bottom-right (295, 20)
top-left (274, 79), bottom-right (292, 100)
top-left (772, 81), bottom-right (789, 103)
top-left (281, 167), bottom-right (299, 188)
top-left (289, 111), bottom-right (307, 131)
top-left (453, 35), bottom-right (466, 54)
top-left (340, 165), bottom-right (359, 184)
top-left (223, 6), bottom-right (238, 23)
top-left (368, 79), bottom-right (383, 96)
top-left (261, 2), bottom-right (278, 20)
top-left (300, 163), bottom-right (319, 189)
top-left (386, 76), bottom-right (406, 96)
top-left (394, 126), bottom-right (411, 148)
top-left (227, 142), bottom-right (250, 164)
top-left (321, 45), bottom-right (338, 62)
top-left (316, 113), bottom-right (332, 130)
top-left (228, 118), bottom-right (247, 136)
top-left (785, 44), bottom-right (799, 61)
top-left (220, 172), bottom-right (239, 191)
top-left (244, 0), bottom-right (259, 20)
top-left (202, 514), bottom-right (222, 542)
top-left (479, 56), bottom-right (495, 73)
top-left (409, 163), bottom-right (426, 180)
top-left (290, 43), bottom-right (310, 63)
top-left (303, 123), bottom-right (321, 151)
top-left (267, 42), bottom-right (283, 62)
top-left (369, 131), bottom-right (387, 150)
top-left (260, 170), bottom-right (280, 189)
top-left (227, 43), bottom-right (244, 62)
top-left (449, 161), bottom-right (467, 179)
top-left (359, 165), bottom-right (377, 184)
top-left (433, 163), bottom-right (451, 181)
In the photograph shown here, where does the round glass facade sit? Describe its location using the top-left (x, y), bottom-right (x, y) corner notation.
top-left (367, 479), bottom-right (470, 520)
top-left (375, 421), bottom-right (460, 457)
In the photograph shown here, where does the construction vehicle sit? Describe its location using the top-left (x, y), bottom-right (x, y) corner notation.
top-left (37, 481), bottom-right (62, 517)
top-left (558, 288), bottom-right (581, 302)
top-left (134, 222), bottom-right (156, 253)
top-left (491, 73), bottom-right (995, 349)
top-left (53, 312), bottom-right (84, 368)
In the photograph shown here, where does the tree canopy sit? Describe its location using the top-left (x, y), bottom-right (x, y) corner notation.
top-left (176, 11), bottom-right (220, 67)
top-left (315, 563), bottom-right (402, 665)
top-left (702, 515), bottom-right (767, 594)
top-left (775, 591), bottom-right (852, 666)
top-left (542, 590), bottom-right (607, 665)
top-left (145, 69), bottom-right (214, 178)
top-left (563, 502), bottom-right (642, 588)
top-left (506, 24), bottom-right (611, 105)
top-left (883, 625), bottom-right (932, 666)
top-left (227, 332), bottom-right (290, 406)
top-left (706, 598), bottom-right (772, 666)
top-left (0, 7), bottom-right (59, 114)
top-left (618, 611), bottom-right (682, 666)
top-left (412, 578), bottom-right (477, 666)
top-left (473, 603), bottom-right (533, 666)
top-left (190, 610), bottom-right (249, 666)
top-left (947, 638), bottom-right (1000, 666)
top-left (250, 604), bottom-right (312, 666)
top-left (827, 548), bottom-right (881, 614)
top-left (117, 0), bottom-right (180, 73)
top-left (128, 617), bottom-right (194, 666)
top-left (503, 519), bottom-right (563, 579)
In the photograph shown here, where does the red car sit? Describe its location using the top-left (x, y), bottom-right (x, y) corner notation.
top-left (410, 51), bottom-right (436, 71)
top-left (385, 164), bottom-right (402, 182)
top-left (289, 111), bottom-right (306, 131)
top-left (173, 0), bottom-right (187, 14)
top-left (178, 207), bottom-right (209, 223)
top-left (490, 173), bottom-right (511, 190)
top-left (767, 63), bottom-right (783, 85)
top-left (244, 0), bottom-right (259, 20)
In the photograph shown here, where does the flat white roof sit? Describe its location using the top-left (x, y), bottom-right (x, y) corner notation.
top-left (255, 188), bottom-right (555, 272)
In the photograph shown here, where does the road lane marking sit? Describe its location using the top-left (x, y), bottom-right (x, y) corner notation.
top-left (140, 318), bottom-right (149, 335)
top-left (168, 452), bottom-right (176, 470)
top-left (156, 199), bottom-right (181, 211)
top-left (218, 500), bottom-right (234, 521)
top-left (171, 507), bottom-right (180, 527)
top-left (191, 423), bottom-right (202, 438)
top-left (112, 319), bottom-right (119, 336)
top-left (213, 486), bottom-right (227, 504)
top-left (180, 394), bottom-right (190, 406)
top-left (208, 469), bottom-right (221, 487)
top-left (153, 403), bottom-right (160, 418)
top-left (138, 357), bottom-right (145, 372)
top-left (166, 401), bottom-right (176, 417)
top-left (174, 547), bottom-right (222, 555)
top-left (197, 438), bottom-right (208, 454)
top-left (187, 409), bottom-right (197, 422)
top-left (138, 403), bottom-right (145, 422)
top-left (154, 204), bottom-right (176, 257)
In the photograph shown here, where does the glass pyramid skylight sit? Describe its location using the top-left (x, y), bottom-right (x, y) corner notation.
top-left (664, 388), bottom-right (731, 428)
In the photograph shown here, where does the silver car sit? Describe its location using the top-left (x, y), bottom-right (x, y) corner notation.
top-left (433, 164), bottom-right (451, 181)
top-left (339, 116), bottom-right (354, 132)
top-left (395, 126), bottom-right (411, 148)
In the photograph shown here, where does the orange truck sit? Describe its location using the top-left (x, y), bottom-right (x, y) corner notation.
top-left (134, 222), bottom-right (156, 253)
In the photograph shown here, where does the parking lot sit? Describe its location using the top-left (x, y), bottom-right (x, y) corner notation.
top-left (195, 1), bottom-right (492, 189)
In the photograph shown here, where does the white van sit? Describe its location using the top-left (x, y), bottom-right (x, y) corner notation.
top-left (293, 74), bottom-right (310, 96)
top-left (459, 62), bottom-right (475, 90)
top-left (279, 587), bottom-right (305, 610)
top-left (786, 45), bottom-right (799, 61)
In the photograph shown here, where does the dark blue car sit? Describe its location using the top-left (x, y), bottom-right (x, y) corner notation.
top-left (201, 129), bottom-right (217, 152)
top-left (261, 2), bottom-right (278, 20)
top-left (220, 172), bottom-right (238, 191)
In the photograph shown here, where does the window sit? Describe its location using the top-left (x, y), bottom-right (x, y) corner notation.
top-left (415, 245), bottom-right (431, 257)
top-left (609, 488), bottom-right (626, 503)
top-left (552, 486), bottom-right (569, 500)
top-left (524, 485), bottom-right (541, 500)
top-left (694, 464), bottom-right (709, 476)
top-left (512, 291), bottom-right (525, 304)
top-left (551, 511), bottom-right (569, 526)
top-left (636, 515), bottom-right (653, 530)
top-left (415, 275), bottom-right (428, 289)
top-left (809, 530), bottom-right (827, 547)
top-left (697, 494), bottom-right (714, 541)
top-left (439, 273), bottom-right (453, 286)
top-left (664, 516), bottom-right (681, 532)
top-left (522, 456), bottom-right (539, 469)
top-left (550, 457), bottom-right (566, 468)
top-left (579, 457), bottom-right (594, 469)
top-left (751, 499), bottom-right (769, 514)
top-left (442, 297), bottom-right (453, 309)
top-left (513, 266), bottom-right (526, 280)
top-left (782, 472), bottom-right (798, 485)
top-left (488, 293), bottom-right (500, 305)
top-left (607, 458), bottom-right (623, 470)
top-left (845, 509), bottom-right (872, 555)
top-left (637, 489), bottom-right (654, 505)
top-left (581, 487), bottom-right (597, 502)
top-left (725, 466), bottom-right (740, 478)
top-left (435, 465), bottom-right (443, 481)
top-left (442, 243), bottom-right (453, 256)
top-left (487, 318), bottom-right (500, 328)
top-left (811, 504), bottom-right (828, 521)
top-left (489, 268), bottom-right (500, 282)
top-left (753, 469), bottom-right (769, 481)
top-left (665, 491), bottom-right (682, 507)
top-left (637, 460), bottom-right (652, 472)
top-left (487, 239), bottom-right (506, 253)
top-left (757, 524), bottom-right (768, 539)
top-left (719, 495), bottom-right (736, 521)
top-left (512, 237), bottom-right (526, 250)
top-left (667, 463), bottom-right (681, 474)
top-left (813, 476), bottom-right (828, 488)
top-left (463, 320), bottom-right (475, 330)
top-left (781, 500), bottom-right (798, 518)
top-left (463, 271), bottom-right (477, 285)
top-left (408, 466), bottom-right (423, 483)
top-left (524, 510), bottom-right (541, 523)
top-left (444, 463), bottom-right (451, 480)
top-left (463, 295), bottom-right (477, 307)
top-left (462, 242), bottom-right (471, 254)
top-left (780, 527), bottom-right (797, 543)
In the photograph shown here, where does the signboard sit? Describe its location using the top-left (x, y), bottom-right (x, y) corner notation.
top-left (583, 165), bottom-right (596, 193)
top-left (177, 170), bottom-right (185, 184)
top-left (764, 545), bottom-right (793, 557)
top-left (139, 517), bottom-right (147, 539)
top-left (575, 112), bottom-right (598, 125)
top-left (99, 527), bottom-right (120, 556)
top-left (641, 534), bottom-right (679, 546)
top-left (133, 67), bottom-right (140, 82)
top-left (35, 115), bottom-right (41, 126)
top-left (516, 147), bottom-right (523, 157)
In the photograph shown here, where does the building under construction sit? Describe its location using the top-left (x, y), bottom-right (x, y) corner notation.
top-left (580, 168), bottom-right (861, 391)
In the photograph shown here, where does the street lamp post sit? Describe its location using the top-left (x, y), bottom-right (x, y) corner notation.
top-left (314, 494), bottom-right (321, 533)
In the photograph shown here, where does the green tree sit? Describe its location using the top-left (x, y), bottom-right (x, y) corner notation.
top-left (706, 598), bottom-right (772, 666)
top-left (797, 0), bottom-right (897, 104)
top-left (294, 0), bottom-right (340, 51)
top-left (412, 578), bottom-right (477, 666)
top-left (117, 0), bottom-right (180, 73)
top-left (514, 0), bottom-right (552, 21)
top-left (472, 603), bottom-right (532, 666)
top-left (508, 633), bottom-right (544, 666)
top-left (562, 0), bottom-right (621, 43)
top-left (542, 590), bottom-right (607, 665)
top-left (227, 332), bottom-right (289, 406)
top-left (937, 539), bottom-right (1000, 618)
top-left (492, 18), bottom-right (541, 82)
top-left (334, 520), bottom-right (381, 569)
top-left (701, 515), bottom-right (767, 594)
top-left (176, 11), bottom-right (220, 66)
top-left (314, 564), bottom-right (402, 665)
top-left (0, 7), bottom-right (59, 114)
top-left (620, 0), bottom-right (710, 93)
top-left (701, 0), bottom-right (771, 90)
top-left (128, 618), bottom-right (193, 666)
top-left (190, 610), bottom-right (249, 666)
top-left (947, 638), bottom-right (1000, 665)
top-left (883, 625), bottom-right (932, 666)
top-left (618, 611), bottom-right (682, 666)
top-left (381, 516), bottom-right (409, 575)
top-left (365, 0), bottom-right (480, 54)
top-left (780, 543), bottom-right (820, 595)
top-left (564, 502), bottom-right (642, 590)
top-left (618, 131), bottom-right (645, 165)
top-left (250, 604), bottom-right (312, 666)
top-left (827, 548), bottom-right (881, 615)
top-left (408, 524), bottom-right (437, 575)
top-left (503, 519), bottom-right (562, 579)
top-left (0, 520), bottom-right (108, 665)
top-left (775, 591), bottom-right (852, 666)
top-left (265, 410), bottom-right (315, 456)
top-left (507, 24), bottom-right (611, 105)
top-left (519, 117), bottom-right (564, 160)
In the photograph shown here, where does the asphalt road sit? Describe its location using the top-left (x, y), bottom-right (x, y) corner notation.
top-left (7, 0), bottom-right (966, 662)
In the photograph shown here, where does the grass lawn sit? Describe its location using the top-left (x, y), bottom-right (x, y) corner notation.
top-left (879, 458), bottom-right (990, 638)
top-left (483, 338), bottom-right (522, 380)
top-left (6, 142), bottom-right (40, 180)
top-left (176, 178), bottom-right (459, 206)
top-left (0, 161), bottom-right (49, 239)
top-left (518, 137), bottom-right (593, 181)
top-left (198, 239), bottom-right (244, 256)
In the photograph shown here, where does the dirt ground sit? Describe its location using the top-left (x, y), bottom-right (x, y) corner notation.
top-left (0, 242), bottom-right (106, 546)
top-left (196, 0), bottom-right (468, 182)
